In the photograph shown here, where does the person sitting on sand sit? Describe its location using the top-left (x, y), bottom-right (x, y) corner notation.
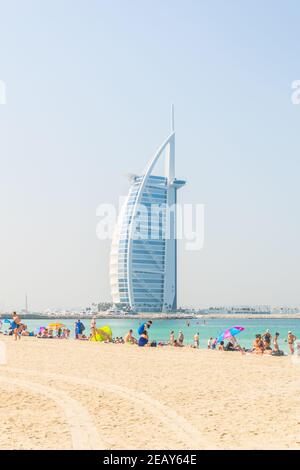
top-left (225, 341), bottom-right (235, 351)
top-left (262, 329), bottom-right (272, 350)
top-left (273, 332), bottom-right (279, 352)
top-left (169, 330), bottom-right (175, 345)
top-left (194, 332), bottom-right (199, 348)
top-left (124, 329), bottom-right (137, 344)
top-left (178, 331), bottom-right (184, 346)
top-left (21, 325), bottom-right (29, 336)
top-left (253, 334), bottom-right (264, 354)
top-left (138, 330), bottom-right (149, 347)
top-left (41, 328), bottom-right (49, 338)
top-left (287, 331), bottom-right (297, 354)
top-left (218, 341), bottom-right (225, 351)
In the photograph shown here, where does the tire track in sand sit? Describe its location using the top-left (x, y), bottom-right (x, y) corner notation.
top-left (0, 375), bottom-right (104, 450)
top-left (1, 367), bottom-right (213, 449)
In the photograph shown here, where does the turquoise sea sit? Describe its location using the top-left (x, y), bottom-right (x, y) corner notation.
top-left (2, 317), bottom-right (300, 353)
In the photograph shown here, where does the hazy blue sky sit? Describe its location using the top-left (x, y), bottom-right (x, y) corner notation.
top-left (1, 0), bottom-right (300, 310)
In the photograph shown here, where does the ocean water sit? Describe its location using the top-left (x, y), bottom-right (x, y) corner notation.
top-left (2, 317), bottom-right (299, 353)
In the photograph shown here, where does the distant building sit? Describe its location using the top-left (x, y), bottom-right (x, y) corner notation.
top-left (110, 107), bottom-right (185, 312)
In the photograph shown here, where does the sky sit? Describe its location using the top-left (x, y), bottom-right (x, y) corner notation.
top-left (0, 0), bottom-right (300, 311)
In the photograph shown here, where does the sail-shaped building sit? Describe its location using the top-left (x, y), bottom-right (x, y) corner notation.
top-left (110, 108), bottom-right (185, 312)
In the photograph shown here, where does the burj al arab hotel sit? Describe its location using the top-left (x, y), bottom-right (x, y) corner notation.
top-left (110, 107), bottom-right (186, 312)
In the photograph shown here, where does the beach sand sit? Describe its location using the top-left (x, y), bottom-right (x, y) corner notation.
top-left (0, 336), bottom-right (299, 450)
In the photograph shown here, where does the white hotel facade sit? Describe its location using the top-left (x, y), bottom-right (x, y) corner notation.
top-left (110, 108), bottom-right (185, 312)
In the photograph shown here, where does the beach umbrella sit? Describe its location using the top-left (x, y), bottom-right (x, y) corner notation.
top-left (47, 323), bottom-right (65, 330)
top-left (216, 326), bottom-right (245, 344)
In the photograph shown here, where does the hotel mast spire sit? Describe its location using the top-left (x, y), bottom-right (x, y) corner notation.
top-left (171, 104), bottom-right (175, 132)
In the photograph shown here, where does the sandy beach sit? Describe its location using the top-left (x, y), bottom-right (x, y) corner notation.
top-left (0, 336), bottom-right (299, 450)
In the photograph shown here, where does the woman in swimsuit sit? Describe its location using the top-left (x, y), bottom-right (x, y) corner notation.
top-left (287, 331), bottom-right (297, 354)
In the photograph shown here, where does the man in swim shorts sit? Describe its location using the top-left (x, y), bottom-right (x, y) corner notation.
top-left (194, 332), bottom-right (199, 348)
top-left (178, 331), bottom-right (184, 346)
top-left (11, 312), bottom-right (21, 341)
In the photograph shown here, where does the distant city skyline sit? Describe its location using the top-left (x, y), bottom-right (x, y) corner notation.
top-left (1, 1), bottom-right (300, 310)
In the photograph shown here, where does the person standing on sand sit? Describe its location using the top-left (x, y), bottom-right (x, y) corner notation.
top-left (137, 320), bottom-right (152, 336)
top-left (11, 312), bottom-right (21, 341)
top-left (75, 319), bottom-right (85, 339)
top-left (178, 331), bottom-right (184, 346)
top-left (194, 332), bottom-right (199, 348)
top-left (287, 331), bottom-right (297, 354)
top-left (90, 316), bottom-right (97, 338)
top-left (169, 330), bottom-right (175, 345)
top-left (273, 332), bottom-right (280, 353)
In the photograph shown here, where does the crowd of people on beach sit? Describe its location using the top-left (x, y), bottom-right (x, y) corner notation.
top-left (0, 313), bottom-right (299, 357)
